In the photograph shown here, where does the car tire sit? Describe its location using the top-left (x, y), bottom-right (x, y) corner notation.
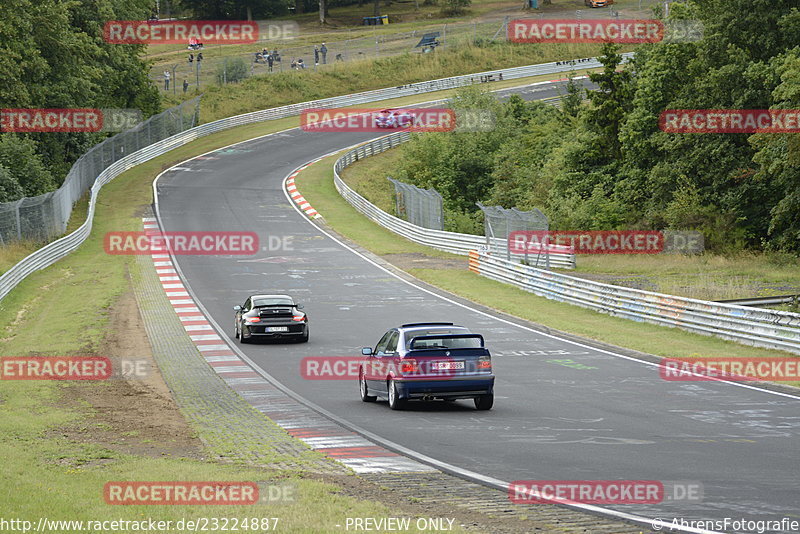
top-left (387, 379), bottom-right (405, 410)
top-left (474, 394), bottom-right (493, 411)
top-left (360, 370), bottom-right (377, 402)
top-left (239, 324), bottom-right (251, 344)
top-left (298, 325), bottom-right (309, 343)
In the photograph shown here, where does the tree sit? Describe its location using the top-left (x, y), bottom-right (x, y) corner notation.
top-left (0, 0), bottom-right (159, 201)
top-left (583, 43), bottom-right (633, 160)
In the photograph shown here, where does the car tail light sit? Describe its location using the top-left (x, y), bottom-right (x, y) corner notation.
top-left (292, 314), bottom-right (305, 322)
top-left (245, 317), bottom-right (261, 323)
top-left (477, 357), bottom-right (492, 371)
top-left (400, 359), bottom-right (418, 374)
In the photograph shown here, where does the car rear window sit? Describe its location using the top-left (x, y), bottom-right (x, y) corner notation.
top-left (409, 336), bottom-right (482, 350)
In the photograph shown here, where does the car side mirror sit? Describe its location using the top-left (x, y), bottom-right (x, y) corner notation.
top-left (361, 347), bottom-right (373, 356)
top-left (296, 304), bottom-right (304, 310)
top-left (233, 305), bottom-right (242, 311)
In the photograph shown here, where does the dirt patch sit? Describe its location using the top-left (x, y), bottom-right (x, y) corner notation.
top-left (383, 252), bottom-right (467, 272)
top-left (56, 284), bottom-right (205, 461)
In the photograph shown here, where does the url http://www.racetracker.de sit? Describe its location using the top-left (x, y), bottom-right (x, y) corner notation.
top-left (0, 517), bottom-right (281, 533)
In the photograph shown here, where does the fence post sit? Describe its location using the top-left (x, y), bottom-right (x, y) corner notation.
top-left (15, 199), bottom-right (23, 240)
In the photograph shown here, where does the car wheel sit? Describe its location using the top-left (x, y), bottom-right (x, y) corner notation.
top-left (234, 322), bottom-right (239, 340)
top-left (298, 325), bottom-right (309, 343)
top-left (474, 394), bottom-right (493, 411)
top-left (239, 324), bottom-right (251, 344)
top-left (360, 370), bottom-right (377, 402)
top-left (388, 378), bottom-right (405, 410)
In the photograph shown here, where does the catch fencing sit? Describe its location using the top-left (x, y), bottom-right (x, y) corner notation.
top-left (388, 177), bottom-right (443, 231)
top-left (478, 202), bottom-right (555, 267)
top-left (468, 251), bottom-right (800, 355)
top-left (0, 55), bottom-right (612, 302)
top-left (332, 131), bottom-right (576, 268)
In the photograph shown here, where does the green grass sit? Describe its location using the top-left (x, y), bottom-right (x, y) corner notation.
top-left (297, 152), bottom-right (800, 371)
top-left (340, 148), bottom-right (404, 214)
top-left (0, 241), bottom-right (40, 276)
top-left (574, 253), bottom-right (800, 303)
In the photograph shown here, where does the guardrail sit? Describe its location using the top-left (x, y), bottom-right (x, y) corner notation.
top-left (468, 251), bottom-right (800, 355)
top-left (0, 57), bottom-right (603, 301)
top-left (332, 132), bottom-right (576, 268)
top-left (717, 295), bottom-right (799, 308)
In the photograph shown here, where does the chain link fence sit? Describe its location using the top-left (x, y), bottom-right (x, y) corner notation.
top-left (387, 177), bottom-right (443, 231)
top-left (0, 98), bottom-right (200, 244)
top-left (477, 202), bottom-right (554, 266)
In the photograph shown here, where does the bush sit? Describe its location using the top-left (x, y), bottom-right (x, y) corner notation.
top-left (442, 0), bottom-right (470, 15)
top-left (444, 208), bottom-right (483, 234)
top-left (216, 58), bottom-right (249, 85)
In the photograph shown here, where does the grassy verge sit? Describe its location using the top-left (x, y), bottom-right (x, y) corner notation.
top-left (0, 115), bottom-right (475, 531)
top-left (297, 152), bottom-right (800, 373)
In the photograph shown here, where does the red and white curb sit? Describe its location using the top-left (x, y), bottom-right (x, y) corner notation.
top-left (286, 162), bottom-right (321, 220)
top-left (142, 218), bottom-right (433, 474)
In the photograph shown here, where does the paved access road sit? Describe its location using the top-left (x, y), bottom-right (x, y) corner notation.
top-left (155, 81), bottom-right (800, 532)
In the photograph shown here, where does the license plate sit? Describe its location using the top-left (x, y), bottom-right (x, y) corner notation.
top-left (434, 361), bottom-right (464, 370)
top-left (266, 326), bottom-right (288, 332)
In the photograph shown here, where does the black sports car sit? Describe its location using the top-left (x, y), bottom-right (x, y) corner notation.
top-left (233, 294), bottom-right (308, 343)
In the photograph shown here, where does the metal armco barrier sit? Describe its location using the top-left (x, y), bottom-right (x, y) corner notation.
top-left (333, 132), bottom-right (576, 267)
top-left (468, 251), bottom-right (800, 355)
top-left (0, 55), bottom-right (621, 302)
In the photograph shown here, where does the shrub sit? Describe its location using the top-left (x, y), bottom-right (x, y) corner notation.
top-left (216, 58), bottom-right (249, 85)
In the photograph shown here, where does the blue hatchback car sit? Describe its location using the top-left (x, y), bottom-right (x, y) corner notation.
top-left (359, 322), bottom-right (495, 410)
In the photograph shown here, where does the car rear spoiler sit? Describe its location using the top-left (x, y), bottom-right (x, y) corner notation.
top-left (408, 334), bottom-right (485, 351)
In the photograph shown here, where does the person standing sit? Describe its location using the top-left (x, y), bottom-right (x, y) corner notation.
top-left (320, 43), bottom-right (328, 64)
top-left (188, 53), bottom-right (194, 64)
top-left (163, 70), bottom-right (170, 90)
top-left (314, 46), bottom-right (319, 66)
top-left (183, 79), bottom-right (189, 93)
top-left (267, 52), bottom-right (274, 72)
top-left (197, 52), bottom-right (203, 63)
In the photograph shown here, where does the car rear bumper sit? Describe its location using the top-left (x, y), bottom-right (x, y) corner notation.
top-left (245, 322), bottom-right (307, 337)
top-left (395, 376), bottom-right (494, 400)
